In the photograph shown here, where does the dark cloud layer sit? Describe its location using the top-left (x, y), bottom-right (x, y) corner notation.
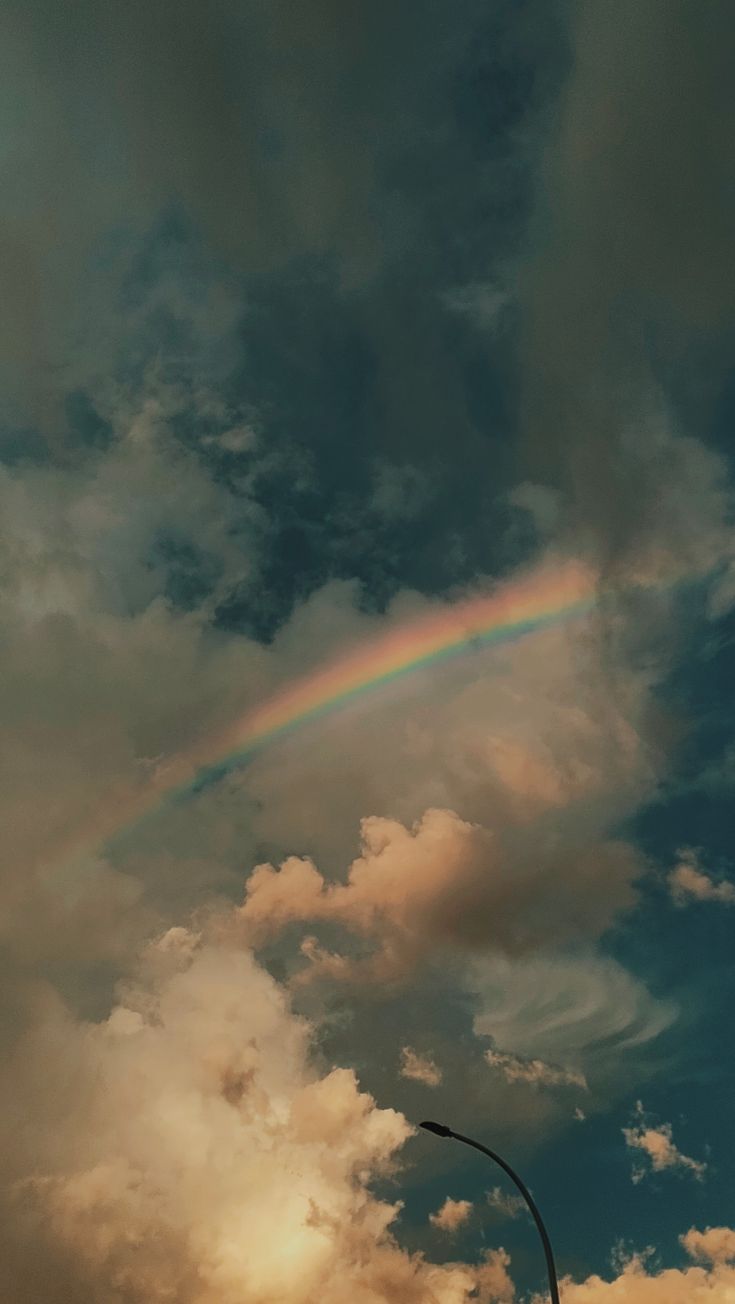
top-left (520, 0), bottom-right (735, 570)
top-left (1, 0), bottom-right (561, 627)
top-left (2, 0), bottom-right (557, 265)
top-left (9, 0), bottom-right (734, 616)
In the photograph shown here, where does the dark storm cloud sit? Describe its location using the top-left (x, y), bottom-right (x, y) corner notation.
top-left (0, 0), bottom-right (547, 330)
top-left (1, 0), bottom-right (562, 615)
top-left (519, 0), bottom-right (735, 569)
top-left (3, 0), bottom-right (732, 621)
top-left (4, 0), bottom-right (734, 586)
top-left (3, 0), bottom-right (562, 261)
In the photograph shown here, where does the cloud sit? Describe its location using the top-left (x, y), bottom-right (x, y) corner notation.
top-left (0, 399), bottom-right (277, 977)
top-left (237, 805), bottom-right (645, 982)
top-left (0, 0), bottom-right (532, 440)
top-left (2, 921), bottom-right (517, 1304)
top-left (681, 1227), bottom-right (735, 1265)
top-left (485, 1048), bottom-right (587, 1091)
top-left (623, 1102), bottom-right (706, 1183)
top-left (668, 850), bottom-right (735, 906)
top-left (0, 4), bottom-right (732, 1296)
top-left (554, 1231), bottom-right (735, 1302)
top-left (242, 568), bottom-right (664, 875)
top-left (0, 415), bottom-right (674, 1173)
top-left (487, 1188), bottom-right (526, 1220)
top-left (399, 1048), bottom-right (442, 1088)
top-left (429, 1198), bottom-right (474, 1235)
top-left (0, 367), bottom-right (684, 1296)
top-left (519, 0), bottom-right (735, 582)
top-left (238, 807), bottom-right (493, 978)
top-left (202, 424), bottom-right (258, 455)
top-left (472, 953), bottom-right (676, 1089)
top-left (441, 282), bottom-right (510, 333)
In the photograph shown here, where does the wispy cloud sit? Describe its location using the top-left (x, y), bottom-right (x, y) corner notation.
top-left (485, 1047), bottom-right (587, 1090)
top-left (487, 1187), bottom-right (527, 1220)
top-left (472, 951), bottom-right (676, 1091)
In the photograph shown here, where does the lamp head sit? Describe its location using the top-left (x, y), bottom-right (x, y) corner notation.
top-left (419, 1120), bottom-right (452, 1138)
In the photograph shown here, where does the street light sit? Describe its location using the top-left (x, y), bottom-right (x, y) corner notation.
top-left (420, 1120), bottom-right (560, 1304)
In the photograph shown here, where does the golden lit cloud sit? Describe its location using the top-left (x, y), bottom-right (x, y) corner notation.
top-left (237, 806), bottom-right (643, 982)
top-left (680, 1227), bottom-right (735, 1265)
top-left (554, 1234), bottom-right (735, 1302)
top-left (429, 1198), bottom-right (474, 1234)
top-left (623, 1102), bottom-right (706, 1183)
top-left (4, 921), bottom-right (518, 1304)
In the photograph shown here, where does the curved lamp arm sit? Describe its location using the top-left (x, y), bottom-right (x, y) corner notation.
top-left (420, 1120), bottom-right (560, 1304)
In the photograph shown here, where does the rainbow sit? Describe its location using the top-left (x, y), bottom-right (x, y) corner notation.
top-left (58, 558), bottom-right (597, 864)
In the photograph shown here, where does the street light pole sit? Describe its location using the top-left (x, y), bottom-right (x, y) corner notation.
top-left (420, 1120), bottom-right (560, 1304)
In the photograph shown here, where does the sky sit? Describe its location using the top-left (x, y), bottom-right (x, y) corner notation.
top-left (2, 1), bottom-right (735, 1300)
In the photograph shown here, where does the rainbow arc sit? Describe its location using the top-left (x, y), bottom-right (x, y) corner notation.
top-left (56, 557), bottom-right (596, 867)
